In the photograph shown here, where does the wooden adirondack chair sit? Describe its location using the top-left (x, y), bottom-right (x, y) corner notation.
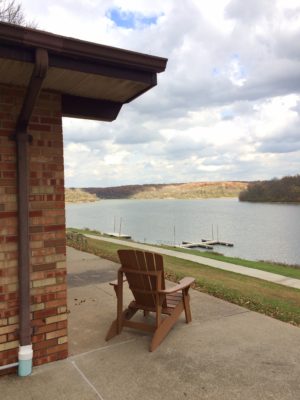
top-left (105, 249), bottom-right (195, 351)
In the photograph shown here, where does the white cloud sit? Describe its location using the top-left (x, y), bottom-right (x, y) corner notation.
top-left (19, 0), bottom-right (300, 186)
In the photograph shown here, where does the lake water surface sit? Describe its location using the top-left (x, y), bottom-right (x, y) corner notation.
top-left (66, 198), bottom-right (300, 265)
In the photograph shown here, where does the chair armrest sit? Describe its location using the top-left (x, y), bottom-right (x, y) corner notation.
top-left (158, 277), bottom-right (195, 294)
top-left (109, 276), bottom-right (127, 287)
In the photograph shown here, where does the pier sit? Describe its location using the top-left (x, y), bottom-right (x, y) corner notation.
top-left (181, 238), bottom-right (234, 250)
top-left (181, 241), bottom-right (214, 250)
top-left (202, 239), bottom-right (234, 247)
top-left (181, 224), bottom-right (234, 249)
top-left (105, 232), bottom-right (131, 239)
top-left (104, 216), bottom-right (131, 239)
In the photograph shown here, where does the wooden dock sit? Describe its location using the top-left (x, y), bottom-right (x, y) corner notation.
top-left (200, 225), bottom-right (234, 247)
top-left (181, 241), bottom-right (214, 250)
top-left (181, 238), bottom-right (234, 250)
top-left (106, 216), bottom-right (131, 239)
top-left (202, 239), bottom-right (234, 247)
top-left (105, 232), bottom-right (131, 239)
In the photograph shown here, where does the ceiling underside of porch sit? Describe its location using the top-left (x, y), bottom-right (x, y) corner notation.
top-left (0, 22), bottom-right (167, 121)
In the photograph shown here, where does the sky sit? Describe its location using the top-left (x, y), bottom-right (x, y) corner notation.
top-left (20, 0), bottom-right (300, 187)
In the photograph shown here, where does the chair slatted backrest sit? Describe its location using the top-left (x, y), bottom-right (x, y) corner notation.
top-left (118, 249), bottom-right (166, 309)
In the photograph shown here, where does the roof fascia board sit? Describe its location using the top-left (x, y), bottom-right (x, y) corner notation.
top-left (0, 42), bottom-right (157, 85)
top-left (0, 22), bottom-right (167, 74)
top-left (49, 53), bottom-right (157, 85)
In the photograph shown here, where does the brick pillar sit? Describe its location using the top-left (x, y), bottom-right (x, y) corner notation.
top-left (0, 84), bottom-right (68, 371)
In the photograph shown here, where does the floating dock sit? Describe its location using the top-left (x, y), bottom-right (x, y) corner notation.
top-left (181, 241), bottom-right (214, 250)
top-left (181, 239), bottom-right (234, 250)
top-left (181, 224), bottom-right (233, 250)
top-left (105, 232), bottom-right (131, 239)
top-left (202, 239), bottom-right (234, 247)
top-left (106, 216), bottom-right (131, 239)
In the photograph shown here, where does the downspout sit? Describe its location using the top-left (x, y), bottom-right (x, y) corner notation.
top-left (15, 48), bottom-right (48, 376)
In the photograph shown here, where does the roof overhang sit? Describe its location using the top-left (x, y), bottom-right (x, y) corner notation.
top-left (0, 22), bottom-right (167, 121)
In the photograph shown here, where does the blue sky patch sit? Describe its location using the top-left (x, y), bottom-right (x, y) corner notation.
top-left (220, 109), bottom-right (235, 120)
top-left (212, 67), bottom-right (221, 77)
top-left (107, 8), bottom-right (159, 29)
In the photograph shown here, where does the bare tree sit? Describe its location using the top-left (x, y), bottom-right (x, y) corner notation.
top-left (0, 0), bottom-right (36, 27)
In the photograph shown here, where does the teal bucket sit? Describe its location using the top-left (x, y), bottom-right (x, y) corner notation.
top-left (18, 345), bottom-right (33, 377)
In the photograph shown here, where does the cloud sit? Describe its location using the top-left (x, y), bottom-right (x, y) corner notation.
top-left (257, 123), bottom-right (300, 154)
top-left (63, 118), bottom-right (112, 144)
top-left (18, 0), bottom-right (300, 186)
top-left (114, 126), bottom-right (163, 145)
top-left (291, 101), bottom-right (300, 115)
top-left (162, 137), bottom-right (213, 161)
top-left (225, 0), bottom-right (274, 24)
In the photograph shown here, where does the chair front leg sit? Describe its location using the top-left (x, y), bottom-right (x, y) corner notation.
top-left (105, 307), bottom-right (137, 341)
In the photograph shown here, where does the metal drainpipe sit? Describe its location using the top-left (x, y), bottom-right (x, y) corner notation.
top-left (16, 129), bottom-right (33, 376)
top-left (14, 48), bottom-right (48, 376)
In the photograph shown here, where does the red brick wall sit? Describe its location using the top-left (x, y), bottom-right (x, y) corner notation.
top-left (0, 84), bottom-right (68, 371)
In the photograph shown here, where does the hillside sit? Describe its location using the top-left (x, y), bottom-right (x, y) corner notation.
top-left (84, 181), bottom-right (248, 200)
top-left (239, 175), bottom-right (300, 203)
top-left (65, 188), bottom-right (98, 203)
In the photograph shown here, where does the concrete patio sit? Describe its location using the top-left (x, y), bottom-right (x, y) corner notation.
top-left (1, 247), bottom-right (300, 399)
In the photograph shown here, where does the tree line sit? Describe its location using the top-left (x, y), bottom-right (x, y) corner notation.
top-left (239, 175), bottom-right (300, 203)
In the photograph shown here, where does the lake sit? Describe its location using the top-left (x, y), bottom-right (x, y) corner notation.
top-left (66, 198), bottom-right (300, 265)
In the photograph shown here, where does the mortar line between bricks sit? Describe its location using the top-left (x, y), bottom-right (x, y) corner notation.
top-left (68, 338), bottom-right (136, 360)
top-left (71, 360), bottom-right (105, 400)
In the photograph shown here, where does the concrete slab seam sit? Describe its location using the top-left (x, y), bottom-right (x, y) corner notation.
top-left (93, 285), bottom-right (115, 297)
top-left (69, 338), bottom-right (137, 360)
top-left (190, 309), bottom-right (252, 327)
top-left (71, 360), bottom-right (105, 400)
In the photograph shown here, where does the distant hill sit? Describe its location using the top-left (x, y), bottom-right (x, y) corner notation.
top-left (239, 175), bottom-right (300, 203)
top-left (84, 181), bottom-right (248, 200)
top-left (65, 188), bottom-right (98, 203)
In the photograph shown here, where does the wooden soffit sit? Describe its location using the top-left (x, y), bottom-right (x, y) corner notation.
top-left (0, 22), bottom-right (167, 121)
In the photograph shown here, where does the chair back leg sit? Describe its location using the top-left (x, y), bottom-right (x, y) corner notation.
top-left (183, 289), bottom-right (192, 323)
top-left (116, 270), bottom-right (124, 334)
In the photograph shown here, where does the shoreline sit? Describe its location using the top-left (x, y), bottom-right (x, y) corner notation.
top-left (66, 196), bottom-right (239, 203)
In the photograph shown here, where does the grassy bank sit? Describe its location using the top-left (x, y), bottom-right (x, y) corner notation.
top-left (162, 245), bottom-right (300, 279)
top-left (67, 228), bottom-right (300, 327)
top-left (68, 227), bottom-right (300, 280)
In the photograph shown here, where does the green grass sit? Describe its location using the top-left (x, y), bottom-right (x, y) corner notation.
top-left (68, 227), bottom-right (300, 280)
top-left (67, 229), bottom-right (300, 327)
top-left (161, 245), bottom-right (300, 280)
